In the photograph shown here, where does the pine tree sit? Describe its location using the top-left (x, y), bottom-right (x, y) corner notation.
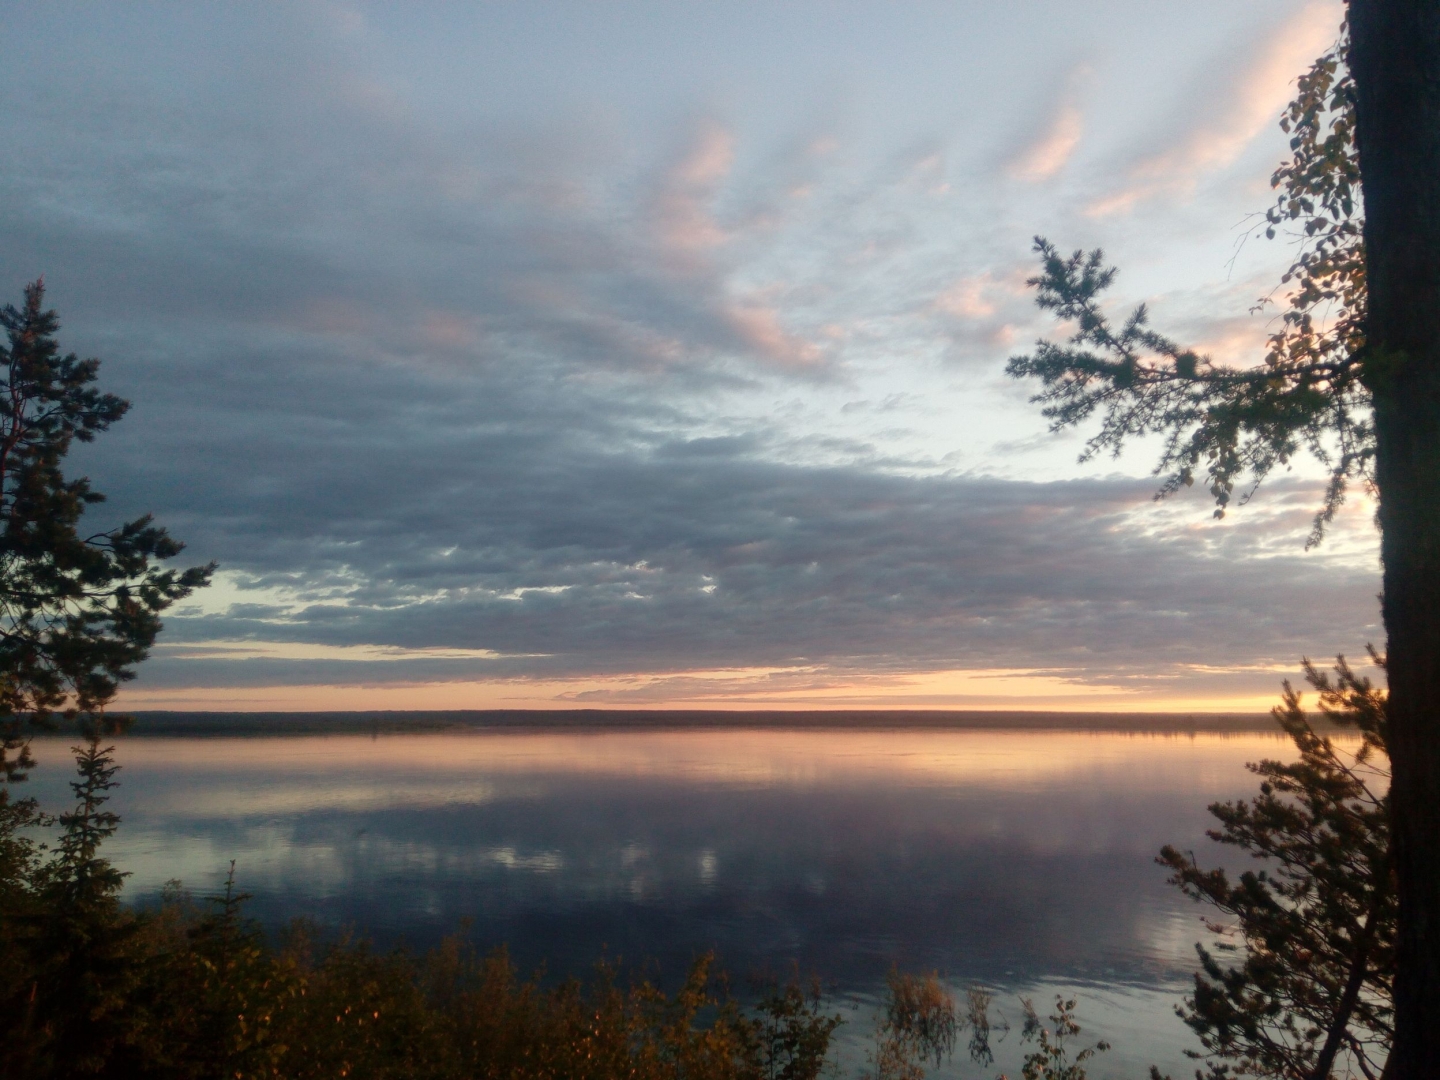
top-left (9, 740), bottom-right (145, 1078)
top-left (1159, 657), bottom-right (1392, 1080)
top-left (1344, 4), bottom-right (1440, 1073)
top-left (51, 739), bottom-right (125, 912)
top-left (0, 280), bottom-right (212, 782)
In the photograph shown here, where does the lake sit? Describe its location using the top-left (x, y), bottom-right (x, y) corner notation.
top-left (26, 725), bottom-right (1293, 1078)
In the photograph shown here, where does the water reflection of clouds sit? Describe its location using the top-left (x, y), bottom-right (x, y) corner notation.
top-left (39, 728), bottom-right (1294, 792)
top-left (133, 779), bottom-right (505, 818)
top-left (28, 730), bottom-right (1299, 922)
top-left (25, 728), bottom-right (1288, 1078)
top-left (119, 825), bottom-right (567, 897)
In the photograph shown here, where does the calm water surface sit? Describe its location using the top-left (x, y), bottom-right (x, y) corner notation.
top-left (28, 728), bottom-right (1294, 1078)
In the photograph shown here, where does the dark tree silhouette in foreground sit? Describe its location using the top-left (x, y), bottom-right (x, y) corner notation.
top-left (1159, 658), bottom-right (1392, 1080)
top-left (1008, 24), bottom-right (1364, 546)
top-left (0, 280), bottom-right (212, 782)
top-left (1009, 4), bottom-right (1440, 1071)
top-left (1346, 5), bottom-right (1440, 1075)
top-left (0, 281), bottom-right (210, 1073)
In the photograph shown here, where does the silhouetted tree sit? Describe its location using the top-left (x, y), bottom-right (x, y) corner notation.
top-left (1345, 5), bottom-right (1440, 1074)
top-left (1007, 23), bottom-right (1363, 545)
top-left (1159, 657), bottom-right (1392, 1080)
top-left (1009, 4), bottom-right (1440, 1070)
top-left (8, 740), bottom-right (150, 1078)
top-left (0, 280), bottom-right (212, 783)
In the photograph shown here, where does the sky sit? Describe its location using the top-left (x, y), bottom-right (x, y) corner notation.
top-left (0, 0), bottom-right (1381, 712)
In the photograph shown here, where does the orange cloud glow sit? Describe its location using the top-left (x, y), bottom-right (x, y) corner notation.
top-left (116, 662), bottom-right (1289, 713)
top-left (1009, 103), bottom-right (1083, 183)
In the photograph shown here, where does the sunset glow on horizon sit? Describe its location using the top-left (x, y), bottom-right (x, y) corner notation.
top-left (117, 662), bottom-right (1300, 714)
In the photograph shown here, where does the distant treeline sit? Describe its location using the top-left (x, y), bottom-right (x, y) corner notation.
top-left (118, 709), bottom-right (1280, 737)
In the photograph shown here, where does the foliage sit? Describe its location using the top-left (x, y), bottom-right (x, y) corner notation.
top-left (0, 789), bottom-right (46, 1040)
top-left (741, 972), bottom-right (844, 1080)
top-left (4, 739), bottom-right (153, 1078)
top-left (1005, 23), bottom-right (1368, 546)
top-left (1158, 656), bottom-right (1392, 1080)
top-left (0, 281), bottom-right (212, 783)
top-left (51, 740), bottom-right (126, 909)
top-left (871, 970), bottom-right (958, 1080)
top-left (867, 972), bottom-right (1108, 1080)
top-left (1259, 18), bottom-right (1364, 404)
top-left (1010, 996), bottom-right (1109, 1080)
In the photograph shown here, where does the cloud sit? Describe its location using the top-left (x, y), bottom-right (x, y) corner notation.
top-left (1009, 103), bottom-right (1083, 183)
top-left (930, 267), bottom-right (1038, 359)
top-left (1088, 1), bottom-right (1341, 216)
top-left (1006, 63), bottom-right (1091, 184)
top-left (651, 120), bottom-right (736, 266)
top-left (934, 270), bottom-right (1032, 320)
top-left (155, 640), bottom-right (533, 662)
top-left (116, 408), bottom-right (1379, 705)
top-left (935, 276), bottom-right (998, 320)
top-left (0, 1), bottom-right (1381, 711)
top-left (723, 299), bottom-right (823, 368)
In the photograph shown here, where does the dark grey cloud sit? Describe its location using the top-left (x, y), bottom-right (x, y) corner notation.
top-left (129, 424), bottom-right (1377, 693)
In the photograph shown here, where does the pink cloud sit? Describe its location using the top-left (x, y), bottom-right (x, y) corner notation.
top-left (652, 121), bottom-right (735, 265)
top-left (1009, 102), bottom-right (1083, 183)
top-left (1088, 1), bottom-right (1341, 217)
top-left (296, 297), bottom-right (375, 337)
top-left (724, 300), bottom-right (822, 368)
top-left (935, 274), bottom-right (998, 319)
top-left (933, 270), bottom-right (1029, 320)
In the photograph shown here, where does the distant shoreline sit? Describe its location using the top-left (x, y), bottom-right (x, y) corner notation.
top-left (95, 708), bottom-right (1294, 737)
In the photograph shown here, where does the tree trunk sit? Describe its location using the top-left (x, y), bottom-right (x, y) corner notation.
top-left (1350, 3), bottom-right (1440, 1077)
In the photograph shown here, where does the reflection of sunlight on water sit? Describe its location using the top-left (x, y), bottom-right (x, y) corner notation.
top-left (33, 728), bottom-right (1300, 801)
top-left (1143, 908), bottom-right (1213, 976)
top-left (24, 727), bottom-right (1306, 920)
